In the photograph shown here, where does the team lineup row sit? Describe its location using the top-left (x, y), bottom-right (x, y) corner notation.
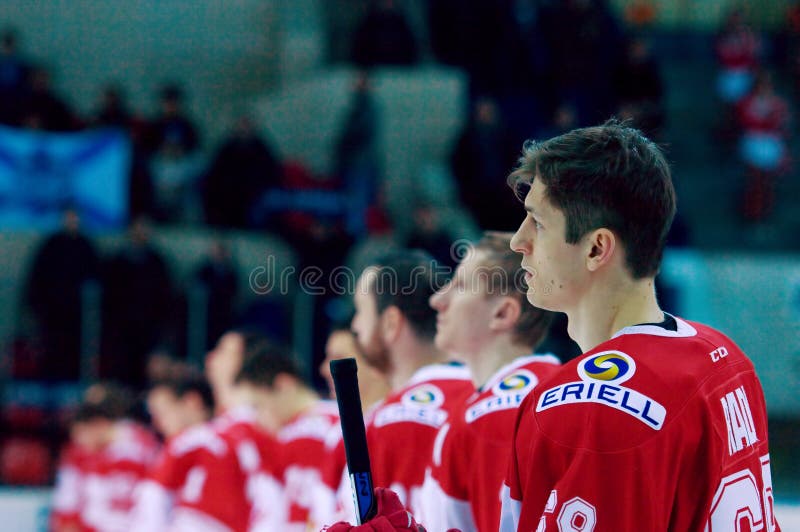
top-left (51, 121), bottom-right (781, 532)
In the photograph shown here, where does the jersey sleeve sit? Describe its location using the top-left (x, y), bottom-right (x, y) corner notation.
top-left (129, 479), bottom-right (173, 532)
top-left (50, 450), bottom-right (85, 530)
top-left (418, 420), bottom-right (477, 532)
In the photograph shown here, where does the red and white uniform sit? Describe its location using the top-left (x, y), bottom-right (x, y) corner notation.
top-left (130, 422), bottom-right (250, 532)
top-left (51, 421), bottom-right (159, 532)
top-left (338, 363), bottom-right (473, 521)
top-left (421, 354), bottom-right (561, 532)
top-left (277, 399), bottom-right (341, 531)
top-left (501, 317), bottom-right (782, 532)
top-left (212, 406), bottom-right (286, 531)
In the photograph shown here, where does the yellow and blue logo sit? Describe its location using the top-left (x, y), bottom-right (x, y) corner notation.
top-left (578, 351), bottom-right (636, 384)
top-left (402, 384), bottom-right (444, 408)
top-left (492, 370), bottom-right (538, 396)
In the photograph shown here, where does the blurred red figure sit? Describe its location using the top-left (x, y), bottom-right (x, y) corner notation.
top-left (50, 387), bottom-right (159, 532)
top-left (715, 9), bottom-right (761, 104)
top-left (736, 72), bottom-right (792, 220)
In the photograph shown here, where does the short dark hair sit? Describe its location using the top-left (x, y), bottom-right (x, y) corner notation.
top-left (508, 119), bottom-right (675, 278)
top-left (73, 382), bottom-right (134, 423)
top-left (235, 341), bottom-right (303, 388)
top-left (474, 232), bottom-right (554, 349)
top-left (366, 249), bottom-right (440, 340)
top-left (150, 375), bottom-right (214, 413)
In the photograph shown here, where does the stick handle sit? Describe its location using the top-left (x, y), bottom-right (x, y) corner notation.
top-left (330, 358), bottom-right (377, 524)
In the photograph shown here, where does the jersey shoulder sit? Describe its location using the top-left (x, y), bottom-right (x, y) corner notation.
top-left (528, 318), bottom-right (758, 451)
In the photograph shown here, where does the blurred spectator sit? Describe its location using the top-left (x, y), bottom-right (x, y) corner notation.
top-left (18, 66), bottom-right (75, 131)
top-left (334, 71), bottom-right (381, 239)
top-left (0, 29), bottom-right (31, 125)
top-left (536, 101), bottom-right (580, 140)
top-left (539, 0), bottom-right (624, 125)
top-left (88, 84), bottom-right (157, 222)
top-left (50, 385), bottom-right (159, 532)
top-left (147, 85), bottom-right (203, 222)
top-left (715, 8), bottom-right (761, 105)
top-left (91, 84), bottom-right (133, 129)
top-left (101, 217), bottom-right (173, 388)
top-left (612, 36), bottom-right (666, 139)
top-left (450, 97), bottom-right (520, 231)
top-left (736, 71), bottom-right (791, 221)
top-left (261, 160), bottom-right (353, 271)
top-left (203, 115), bottom-right (282, 228)
top-left (147, 85), bottom-right (198, 154)
top-left (194, 239), bottom-right (239, 350)
top-left (351, 0), bottom-right (419, 67)
top-left (25, 208), bottom-right (99, 381)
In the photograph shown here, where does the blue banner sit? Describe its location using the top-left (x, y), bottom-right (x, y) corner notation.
top-left (0, 125), bottom-right (130, 231)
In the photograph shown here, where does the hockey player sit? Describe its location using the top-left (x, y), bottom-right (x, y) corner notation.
top-left (342, 250), bottom-right (474, 520)
top-left (52, 385), bottom-right (159, 532)
top-left (419, 232), bottom-right (559, 532)
top-left (501, 120), bottom-right (781, 531)
top-left (234, 341), bottom-right (340, 531)
top-left (319, 326), bottom-right (391, 522)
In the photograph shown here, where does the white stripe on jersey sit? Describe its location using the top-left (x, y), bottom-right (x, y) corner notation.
top-left (418, 468), bottom-right (477, 532)
top-left (499, 484), bottom-right (522, 532)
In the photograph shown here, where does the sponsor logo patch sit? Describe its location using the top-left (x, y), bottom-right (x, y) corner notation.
top-left (466, 370), bottom-right (538, 423)
top-left (536, 351), bottom-right (666, 430)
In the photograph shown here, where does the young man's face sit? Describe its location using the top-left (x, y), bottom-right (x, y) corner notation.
top-left (510, 179), bottom-right (586, 312)
top-left (351, 270), bottom-right (390, 372)
top-left (147, 387), bottom-right (187, 439)
top-left (320, 330), bottom-right (359, 398)
top-left (429, 251), bottom-right (499, 356)
top-left (71, 419), bottom-right (114, 453)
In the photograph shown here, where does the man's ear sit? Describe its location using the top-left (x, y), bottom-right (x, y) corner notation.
top-left (585, 228), bottom-right (617, 272)
top-left (490, 296), bottom-right (521, 333)
top-left (381, 306), bottom-right (403, 344)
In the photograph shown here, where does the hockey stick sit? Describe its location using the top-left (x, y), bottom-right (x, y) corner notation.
top-left (330, 357), bottom-right (377, 524)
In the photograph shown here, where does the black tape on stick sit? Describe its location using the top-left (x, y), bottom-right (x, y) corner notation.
top-left (330, 357), bottom-right (377, 524)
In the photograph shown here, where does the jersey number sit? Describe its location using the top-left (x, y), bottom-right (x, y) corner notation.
top-left (707, 454), bottom-right (776, 532)
top-left (536, 494), bottom-right (597, 532)
top-left (181, 466), bottom-right (208, 503)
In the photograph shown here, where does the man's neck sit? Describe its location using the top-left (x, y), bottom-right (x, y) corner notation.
top-left (388, 336), bottom-right (447, 391)
top-left (466, 335), bottom-right (531, 388)
top-left (567, 275), bottom-right (663, 353)
top-left (279, 387), bottom-right (319, 427)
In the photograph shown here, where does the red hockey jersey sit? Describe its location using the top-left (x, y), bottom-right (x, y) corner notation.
top-left (130, 421), bottom-right (250, 532)
top-left (364, 363), bottom-right (474, 519)
top-left (51, 421), bottom-right (159, 532)
top-left (501, 317), bottom-right (782, 532)
top-left (212, 406), bottom-right (286, 531)
top-left (277, 399), bottom-right (342, 531)
top-left (421, 354), bottom-right (561, 532)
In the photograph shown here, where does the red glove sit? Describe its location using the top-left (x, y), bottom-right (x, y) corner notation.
top-left (323, 488), bottom-right (445, 532)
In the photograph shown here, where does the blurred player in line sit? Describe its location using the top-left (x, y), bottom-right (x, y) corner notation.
top-left (419, 232), bottom-right (559, 532)
top-left (130, 374), bottom-right (215, 530)
top-left (319, 326), bottom-right (391, 523)
top-left (335, 250), bottom-right (474, 522)
top-left (207, 330), bottom-right (286, 531)
top-left (52, 383), bottom-right (158, 532)
top-left (501, 120), bottom-right (781, 531)
top-left (235, 342), bottom-right (340, 531)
